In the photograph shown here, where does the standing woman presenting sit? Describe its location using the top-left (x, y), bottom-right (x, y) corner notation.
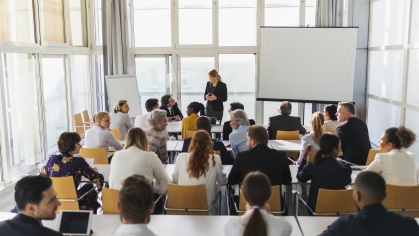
top-left (204, 69), bottom-right (228, 123)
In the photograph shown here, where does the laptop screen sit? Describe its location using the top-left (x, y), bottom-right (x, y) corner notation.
top-left (59, 211), bottom-right (91, 235)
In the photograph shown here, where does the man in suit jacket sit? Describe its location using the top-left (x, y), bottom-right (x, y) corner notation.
top-left (160, 94), bottom-right (184, 121)
top-left (267, 101), bottom-right (306, 139)
top-left (336, 102), bottom-right (371, 165)
top-left (223, 102), bottom-right (256, 140)
top-left (320, 171), bottom-right (419, 236)
top-left (0, 176), bottom-right (62, 236)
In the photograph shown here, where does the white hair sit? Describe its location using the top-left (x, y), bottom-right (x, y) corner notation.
top-left (148, 109), bottom-right (167, 127)
top-left (230, 109), bottom-right (250, 126)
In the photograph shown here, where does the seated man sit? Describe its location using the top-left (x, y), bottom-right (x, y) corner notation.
top-left (267, 101), bottom-right (306, 139)
top-left (0, 176), bottom-right (62, 236)
top-left (134, 98), bottom-right (169, 140)
top-left (182, 116), bottom-right (233, 164)
top-left (229, 109), bottom-right (251, 158)
top-left (160, 94), bottom-right (183, 121)
top-left (320, 171), bottom-right (419, 236)
top-left (222, 102), bottom-right (255, 140)
top-left (113, 174), bottom-right (156, 235)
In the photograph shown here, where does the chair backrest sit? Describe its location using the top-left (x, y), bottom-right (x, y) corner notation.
top-left (82, 110), bottom-right (91, 129)
top-left (315, 189), bottom-right (357, 215)
top-left (186, 130), bottom-right (197, 138)
top-left (166, 184), bottom-right (208, 215)
top-left (383, 184), bottom-right (419, 217)
top-left (276, 130), bottom-right (299, 140)
top-left (308, 151), bottom-right (317, 163)
top-left (324, 129), bottom-right (337, 135)
top-left (50, 176), bottom-right (79, 212)
top-left (80, 147), bottom-right (109, 164)
top-left (214, 150), bottom-right (221, 156)
top-left (366, 149), bottom-right (380, 166)
top-left (73, 113), bottom-right (85, 137)
top-left (102, 188), bottom-right (120, 214)
top-left (110, 128), bottom-right (121, 141)
top-left (239, 185), bottom-right (282, 216)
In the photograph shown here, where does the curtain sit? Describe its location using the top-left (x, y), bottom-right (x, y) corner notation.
top-left (316, 0), bottom-right (348, 27)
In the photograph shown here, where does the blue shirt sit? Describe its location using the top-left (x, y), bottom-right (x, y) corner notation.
top-left (182, 138), bottom-right (233, 165)
top-left (229, 125), bottom-right (249, 158)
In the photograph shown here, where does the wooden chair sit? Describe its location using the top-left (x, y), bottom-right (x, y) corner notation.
top-left (324, 129), bottom-right (337, 135)
top-left (366, 149), bottom-right (380, 166)
top-left (110, 128), bottom-right (121, 141)
top-left (237, 185), bottom-right (284, 216)
top-left (185, 130), bottom-right (197, 138)
top-left (214, 150), bottom-right (221, 156)
top-left (276, 130), bottom-right (299, 140)
top-left (102, 188), bottom-right (119, 214)
top-left (383, 185), bottom-right (419, 217)
top-left (308, 151), bottom-right (317, 163)
top-left (164, 184), bottom-right (221, 215)
top-left (80, 147), bottom-right (109, 164)
top-left (82, 110), bottom-right (92, 130)
top-left (73, 113), bottom-right (85, 138)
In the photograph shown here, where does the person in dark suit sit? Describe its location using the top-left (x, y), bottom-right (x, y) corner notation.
top-left (223, 102), bottom-right (256, 140)
top-left (320, 171), bottom-right (419, 236)
top-left (0, 175), bottom-right (62, 236)
top-left (336, 102), bottom-right (371, 165)
top-left (267, 101), bottom-right (306, 139)
top-left (204, 69), bottom-right (228, 123)
top-left (160, 94), bottom-right (184, 121)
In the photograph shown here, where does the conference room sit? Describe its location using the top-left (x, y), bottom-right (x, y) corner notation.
top-left (1, 0), bottom-right (419, 235)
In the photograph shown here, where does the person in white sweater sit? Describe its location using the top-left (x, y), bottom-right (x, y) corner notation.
top-left (322, 104), bottom-right (344, 131)
top-left (172, 130), bottom-right (227, 214)
top-left (110, 100), bottom-right (134, 140)
top-left (223, 171), bottom-right (292, 236)
top-left (365, 125), bottom-right (418, 185)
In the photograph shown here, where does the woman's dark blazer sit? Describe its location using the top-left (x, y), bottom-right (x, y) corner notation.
top-left (204, 81), bottom-right (228, 112)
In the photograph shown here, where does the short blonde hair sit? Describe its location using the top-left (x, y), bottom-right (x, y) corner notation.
top-left (113, 100), bottom-right (128, 113)
top-left (124, 128), bottom-right (149, 151)
top-left (93, 111), bottom-right (109, 126)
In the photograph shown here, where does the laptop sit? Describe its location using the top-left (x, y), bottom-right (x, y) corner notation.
top-left (58, 210), bottom-right (93, 236)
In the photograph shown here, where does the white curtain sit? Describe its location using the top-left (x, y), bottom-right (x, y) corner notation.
top-left (316, 0), bottom-right (349, 27)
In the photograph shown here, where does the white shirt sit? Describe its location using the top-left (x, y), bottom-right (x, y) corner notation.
top-left (223, 209), bottom-right (292, 236)
top-left (323, 120), bottom-right (344, 130)
top-left (172, 153), bottom-right (227, 213)
top-left (134, 112), bottom-right (169, 141)
top-left (109, 146), bottom-right (171, 194)
top-left (365, 149), bottom-right (419, 186)
top-left (112, 224), bottom-right (157, 236)
top-left (110, 112), bottom-right (134, 140)
top-left (84, 126), bottom-right (123, 152)
top-left (298, 133), bottom-right (321, 164)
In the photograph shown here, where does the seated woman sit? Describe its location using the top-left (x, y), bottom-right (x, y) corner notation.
top-left (41, 132), bottom-right (104, 213)
top-left (322, 104), bottom-right (343, 131)
top-left (110, 100), bottom-right (134, 140)
top-left (297, 111), bottom-right (324, 165)
top-left (172, 130), bottom-right (227, 214)
top-left (145, 109), bottom-right (169, 163)
top-left (84, 111), bottom-right (123, 153)
top-left (297, 133), bottom-right (352, 215)
top-left (223, 171), bottom-right (292, 236)
top-left (181, 102), bottom-right (205, 140)
top-left (365, 125), bottom-right (418, 185)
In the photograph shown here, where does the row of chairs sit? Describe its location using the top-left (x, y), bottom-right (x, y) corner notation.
top-left (73, 110), bottom-right (92, 138)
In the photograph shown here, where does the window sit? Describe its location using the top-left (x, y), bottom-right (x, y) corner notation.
top-left (40, 0), bottom-right (65, 43)
top-left (94, 0), bottom-right (102, 45)
top-left (405, 109), bottom-right (419, 157)
top-left (133, 0), bottom-right (171, 47)
top-left (305, 0), bottom-right (316, 26)
top-left (406, 49), bottom-right (419, 106)
top-left (0, 0), bottom-right (36, 43)
top-left (94, 55), bottom-right (105, 111)
top-left (264, 0), bottom-right (300, 27)
top-left (178, 0), bottom-right (212, 45)
top-left (219, 0), bottom-right (257, 46)
top-left (70, 55), bottom-right (91, 114)
top-left (68, 0), bottom-right (87, 46)
top-left (411, 0), bottom-right (419, 44)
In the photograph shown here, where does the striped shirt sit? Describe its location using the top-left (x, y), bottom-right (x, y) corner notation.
top-left (146, 128), bottom-right (168, 163)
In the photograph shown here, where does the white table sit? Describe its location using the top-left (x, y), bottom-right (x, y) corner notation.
top-left (269, 140), bottom-right (302, 152)
top-left (167, 121), bottom-right (182, 133)
top-left (164, 164), bottom-right (233, 177)
top-left (297, 216), bottom-right (338, 236)
top-left (166, 140), bottom-right (179, 151)
top-left (0, 212), bottom-right (16, 221)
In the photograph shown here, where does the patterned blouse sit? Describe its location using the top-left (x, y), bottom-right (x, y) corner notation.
top-left (146, 128), bottom-right (168, 163)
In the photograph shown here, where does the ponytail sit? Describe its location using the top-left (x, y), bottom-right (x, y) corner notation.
top-left (313, 149), bottom-right (324, 166)
top-left (311, 112), bottom-right (324, 145)
top-left (314, 133), bottom-right (341, 166)
top-left (208, 69), bottom-right (222, 82)
top-left (385, 125), bottom-right (417, 149)
top-left (217, 74), bottom-right (222, 82)
top-left (243, 208), bottom-right (267, 236)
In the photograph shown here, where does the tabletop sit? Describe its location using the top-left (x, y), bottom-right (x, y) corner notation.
top-left (297, 216), bottom-right (338, 236)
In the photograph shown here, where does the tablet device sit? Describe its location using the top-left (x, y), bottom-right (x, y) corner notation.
top-left (58, 210), bottom-right (93, 236)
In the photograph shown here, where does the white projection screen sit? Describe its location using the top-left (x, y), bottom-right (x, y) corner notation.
top-left (258, 27), bottom-right (358, 103)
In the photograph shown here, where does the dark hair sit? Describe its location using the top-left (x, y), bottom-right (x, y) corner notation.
top-left (355, 171), bottom-right (386, 202)
top-left (119, 174), bottom-right (154, 223)
top-left (230, 102), bottom-right (244, 111)
top-left (161, 94), bottom-right (172, 107)
top-left (247, 125), bottom-right (269, 146)
top-left (338, 102), bottom-right (355, 115)
top-left (57, 132), bottom-right (81, 154)
top-left (325, 104), bottom-right (338, 121)
top-left (15, 175), bottom-right (53, 211)
top-left (384, 125), bottom-right (416, 149)
top-left (145, 99), bottom-right (159, 112)
top-left (241, 172), bottom-right (271, 236)
top-left (188, 102), bottom-right (205, 116)
top-left (313, 133), bottom-right (340, 166)
top-left (280, 101), bottom-right (292, 115)
top-left (196, 116), bottom-right (211, 133)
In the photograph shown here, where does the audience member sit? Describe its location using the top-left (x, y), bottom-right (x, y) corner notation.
top-left (222, 102), bottom-right (256, 140)
top-left (320, 171), bottom-right (419, 236)
top-left (110, 100), bottom-right (134, 140)
top-left (267, 101), bottom-right (306, 139)
top-left (336, 102), bottom-right (371, 165)
top-left (0, 176), bottom-right (62, 236)
top-left (112, 175), bottom-right (157, 236)
top-left (160, 94), bottom-right (183, 121)
top-left (182, 116), bottom-right (233, 164)
top-left (297, 133), bottom-right (352, 215)
top-left (322, 104), bottom-right (343, 130)
top-left (181, 102), bottom-right (205, 140)
top-left (173, 130), bottom-right (227, 214)
top-left (229, 109), bottom-right (251, 158)
top-left (223, 172), bottom-right (292, 236)
top-left (365, 125), bottom-right (418, 185)
top-left (145, 110), bottom-right (169, 163)
top-left (297, 112), bottom-right (324, 164)
top-left (134, 98), bottom-right (169, 140)
top-left (42, 132), bottom-right (104, 213)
